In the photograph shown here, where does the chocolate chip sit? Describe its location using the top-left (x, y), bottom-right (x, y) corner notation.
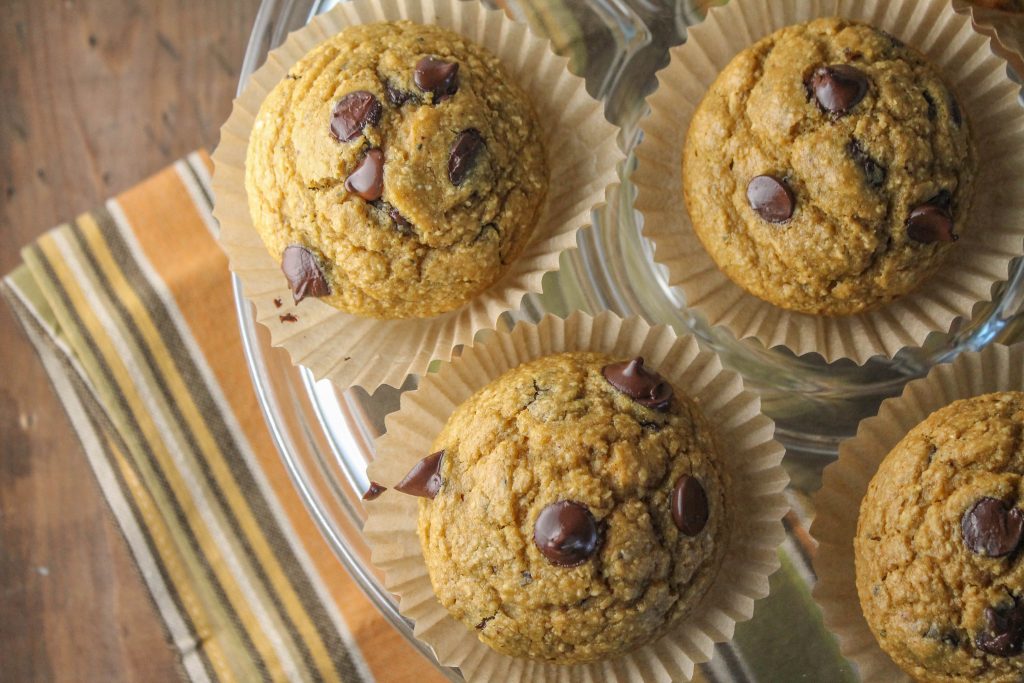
top-left (930, 190), bottom-right (953, 210)
top-left (925, 623), bottom-right (961, 648)
top-left (474, 223), bottom-right (499, 243)
top-left (533, 500), bottom-right (600, 567)
top-left (602, 357), bottom-right (673, 411)
top-left (961, 497), bottom-right (1024, 557)
top-left (949, 91), bottom-right (963, 128)
top-left (880, 30), bottom-right (905, 49)
top-left (639, 419), bottom-right (663, 433)
top-left (922, 91), bottom-right (937, 121)
top-left (345, 148), bottom-right (384, 201)
top-left (977, 600), bottom-right (1024, 656)
top-left (279, 313), bottom-right (298, 322)
top-left (362, 481), bottom-right (387, 501)
top-left (389, 207), bottom-right (414, 234)
top-left (448, 129), bottom-right (484, 185)
top-left (848, 139), bottom-right (886, 190)
top-left (330, 91), bottom-right (382, 142)
top-left (810, 64), bottom-right (869, 116)
top-left (413, 56), bottom-right (459, 101)
top-left (281, 245), bottom-right (330, 303)
top-left (907, 201), bottom-right (957, 244)
top-left (747, 175), bottom-right (795, 223)
top-left (672, 475), bottom-right (709, 536)
top-left (385, 82), bottom-right (414, 107)
top-left (394, 450), bottom-right (444, 499)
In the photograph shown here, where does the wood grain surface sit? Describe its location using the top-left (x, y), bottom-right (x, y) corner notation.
top-left (0, 1), bottom-right (259, 680)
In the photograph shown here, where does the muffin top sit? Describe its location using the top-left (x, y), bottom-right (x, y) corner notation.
top-left (245, 21), bottom-right (548, 319)
top-left (683, 17), bottom-right (976, 316)
top-left (856, 392), bottom-right (1024, 682)
top-left (397, 351), bottom-right (730, 663)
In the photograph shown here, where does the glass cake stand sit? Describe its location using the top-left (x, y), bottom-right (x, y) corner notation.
top-left (232, 1), bottom-right (1024, 679)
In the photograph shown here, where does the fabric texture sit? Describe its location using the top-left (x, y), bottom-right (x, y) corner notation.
top-left (1, 151), bottom-right (855, 681)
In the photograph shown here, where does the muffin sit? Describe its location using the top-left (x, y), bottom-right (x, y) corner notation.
top-left (683, 17), bottom-right (977, 316)
top-left (855, 392), bottom-right (1024, 682)
top-left (245, 21), bottom-right (548, 319)
top-left (393, 351), bottom-right (731, 663)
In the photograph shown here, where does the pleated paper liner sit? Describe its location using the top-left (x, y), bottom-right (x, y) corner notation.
top-left (634, 0), bottom-right (1024, 364)
top-left (211, 0), bottom-right (621, 391)
top-left (955, 0), bottom-right (1024, 76)
top-left (810, 342), bottom-right (1024, 682)
top-left (363, 311), bottom-right (789, 683)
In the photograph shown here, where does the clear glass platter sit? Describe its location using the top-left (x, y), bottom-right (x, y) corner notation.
top-left (232, 1), bottom-right (1024, 679)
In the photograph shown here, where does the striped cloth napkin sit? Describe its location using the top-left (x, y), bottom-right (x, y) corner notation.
top-left (1, 152), bottom-right (855, 682)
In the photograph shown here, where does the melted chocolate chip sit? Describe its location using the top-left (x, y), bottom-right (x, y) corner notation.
top-left (602, 357), bottom-right (673, 411)
top-left (330, 91), bottom-right (382, 142)
top-left (962, 497), bottom-right (1024, 557)
top-left (922, 90), bottom-right (937, 121)
top-left (413, 56), bottom-right (459, 101)
top-left (848, 139), bottom-right (886, 190)
top-left (533, 500), bottom-right (600, 567)
top-left (907, 202), bottom-right (957, 244)
top-left (672, 475), bottom-right (709, 536)
top-left (389, 207), bottom-right (414, 234)
top-left (977, 600), bottom-right (1024, 656)
top-left (279, 313), bottom-right (298, 322)
top-left (394, 450), bottom-right (444, 499)
top-left (810, 64), bottom-right (869, 116)
top-left (362, 481), bottom-right (387, 501)
top-left (747, 175), bottom-right (795, 223)
top-left (281, 245), bottom-right (330, 303)
top-left (345, 148), bottom-right (384, 201)
top-left (448, 129), bottom-right (484, 185)
top-left (385, 82), bottom-right (414, 107)
top-left (949, 91), bottom-right (963, 128)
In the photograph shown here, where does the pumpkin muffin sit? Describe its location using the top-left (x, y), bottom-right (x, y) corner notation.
top-left (683, 17), bottom-right (976, 316)
top-left (245, 21), bottom-right (548, 319)
top-left (393, 351), bottom-right (731, 663)
top-left (856, 392), bottom-right (1024, 681)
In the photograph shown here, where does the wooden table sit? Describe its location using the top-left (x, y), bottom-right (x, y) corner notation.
top-left (1, 2), bottom-right (260, 680)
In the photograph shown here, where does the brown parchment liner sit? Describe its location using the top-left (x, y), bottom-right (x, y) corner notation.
top-left (635, 0), bottom-right (1024, 364)
top-left (811, 343), bottom-right (1024, 681)
top-left (211, 0), bottom-right (622, 390)
top-left (364, 311), bottom-right (789, 683)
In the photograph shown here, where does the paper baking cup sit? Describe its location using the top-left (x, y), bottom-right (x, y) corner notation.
top-left (212, 0), bottom-right (621, 390)
top-left (364, 310), bottom-right (789, 683)
top-left (635, 0), bottom-right (1024, 364)
top-left (955, 0), bottom-right (1024, 75)
top-left (810, 342), bottom-right (1024, 681)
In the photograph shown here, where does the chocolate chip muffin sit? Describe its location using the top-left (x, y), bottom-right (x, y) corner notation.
top-left (683, 17), bottom-right (976, 316)
top-left (245, 21), bottom-right (548, 319)
top-left (393, 352), bottom-right (731, 663)
top-left (855, 392), bottom-right (1024, 682)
